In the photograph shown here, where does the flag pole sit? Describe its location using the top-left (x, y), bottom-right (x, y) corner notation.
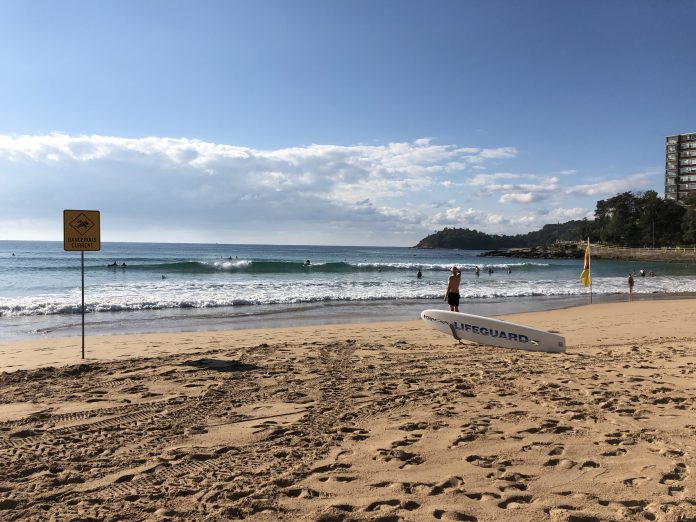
top-left (589, 238), bottom-right (592, 304)
top-left (580, 237), bottom-right (592, 303)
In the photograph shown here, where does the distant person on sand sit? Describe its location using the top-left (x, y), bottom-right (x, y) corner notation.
top-left (444, 266), bottom-right (461, 312)
top-left (627, 273), bottom-right (634, 301)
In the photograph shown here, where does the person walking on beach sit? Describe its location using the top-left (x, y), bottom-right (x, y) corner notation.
top-left (444, 266), bottom-right (461, 312)
top-left (627, 273), bottom-right (634, 301)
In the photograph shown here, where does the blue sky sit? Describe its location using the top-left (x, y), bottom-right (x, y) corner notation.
top-left (1, 0), bottom-right (695, 246)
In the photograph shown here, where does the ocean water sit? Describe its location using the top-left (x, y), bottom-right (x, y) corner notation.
top-left (2, 240), bottom-right (696, 340)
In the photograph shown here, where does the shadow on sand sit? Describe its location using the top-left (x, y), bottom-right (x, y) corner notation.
top-left (182, 358), bottom-right (259, 373)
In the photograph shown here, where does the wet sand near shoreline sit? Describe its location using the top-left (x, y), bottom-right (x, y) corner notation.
top-left (0, 300), bottom-right (694, 521)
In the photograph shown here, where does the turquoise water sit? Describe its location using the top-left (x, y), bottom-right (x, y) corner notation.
top-left (2, 240), bottom-right (695, 340)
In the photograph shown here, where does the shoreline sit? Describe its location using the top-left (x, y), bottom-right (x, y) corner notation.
top-left (4, 290), bottom-right (696, 343)
top-left (1, 293), bottom-right (695, 374)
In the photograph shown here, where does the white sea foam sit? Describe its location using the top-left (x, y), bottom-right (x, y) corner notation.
top-left (2, 275), bottom-right (695, 317)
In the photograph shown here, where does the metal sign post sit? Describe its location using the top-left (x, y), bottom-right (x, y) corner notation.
top-left (63, 210), bottom-right (101, 359)
top-left (81, 251), bottom-right (85, 358)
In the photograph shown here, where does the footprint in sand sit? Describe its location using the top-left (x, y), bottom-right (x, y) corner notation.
top-left (601, 447), bottom-right (627, 457)
top-left (338, 425), bottom-right (370, 441)
top-left (543, 458), bottom-right (577, 469)
top-left (365, 498), bottom-right (418, 512)
top-left (391, 433), bottom-right (422, 448)
top-left (317, 475), bottom-right (356, 483)
top-left (429, 476), bottom-right (465, 495)
top-left (465, 454), bottom-right (496, 468)
top-left (668, 484), bottom-right (685, 498)
top-left (465, 454), bottom-right (514, 472)
top-left (398, 421), bottom-right (429, 431)
top-left (659, 448), bottom-right (684, 458)
top-left (283, 487), bottom-right (321, 499)
top-left (497, 481), bottom-right (527, 492)
top-left (498, 494), bottom-right (534, 509)
top-left (623, 476), bottom-right (649, 487)
top-left (659, 462), bottom-right (687, 485)
top-left (451, 419), bottom-right (491, 447)
top-left (433, 509), bottom-right (478, 521)
top-left (374, 448), bottom-right (424, 468)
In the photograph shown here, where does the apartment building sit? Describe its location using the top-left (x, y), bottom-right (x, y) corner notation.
top-left (665, 132), bottom-right (696, 201)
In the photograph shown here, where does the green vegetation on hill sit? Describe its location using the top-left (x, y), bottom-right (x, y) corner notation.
top-left (415, 221), bottom-right (583, 249)
top-left (416, 191), bottom-right (696, 249)
top-left (584, 190), bottom-right (696, 247)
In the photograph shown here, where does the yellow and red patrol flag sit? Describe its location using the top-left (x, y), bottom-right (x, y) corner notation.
top-left (580, 239), bottom-right (591, 287)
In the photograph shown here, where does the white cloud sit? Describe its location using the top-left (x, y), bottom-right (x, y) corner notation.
top-left (0, 133), bottom-right (663, 244)
top-left (466, 146), bottom-right (517, 163)
top-left (486, 214), bottom-right (508, 226)
top-left (548, 207), bottom-right (593, 221)
top-left (468, 172), bottom-right (560, 204)
top-left (467, 172), bottom-right (521, 186)
top-left (499, 192), bottom-right (537, 204)
top-left (429, 207), bottom-right (484, 228)
top-left (507, 214), bottom-right (538, 227)
top-left (0, 133), bottom-right (520, 244)
top-left (564, 173), bottom-right (654, 197)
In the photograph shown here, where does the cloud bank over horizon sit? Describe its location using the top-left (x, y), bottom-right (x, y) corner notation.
top-left (0, 133), bottom-right (659, 245)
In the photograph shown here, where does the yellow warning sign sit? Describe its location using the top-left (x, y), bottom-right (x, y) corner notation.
top-left (63, 210), bottom-right (101, 251)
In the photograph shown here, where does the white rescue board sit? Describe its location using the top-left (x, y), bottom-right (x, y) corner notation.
top-left (421, 309), bottom-right (565, 353)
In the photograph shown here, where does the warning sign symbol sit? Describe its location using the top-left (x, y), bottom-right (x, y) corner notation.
top-left (69, 213), bottom-right (95, 235)
top-left (64, 210), bottom-right (100, 251)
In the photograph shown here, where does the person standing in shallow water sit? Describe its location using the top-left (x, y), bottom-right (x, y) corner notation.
top-left (444, 266), bottom-right (461, 312)
top-left (627, 273), bottom-right (634, 301)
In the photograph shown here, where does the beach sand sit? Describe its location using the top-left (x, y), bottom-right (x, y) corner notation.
top-left (0, 300), bottom-right (694, 521)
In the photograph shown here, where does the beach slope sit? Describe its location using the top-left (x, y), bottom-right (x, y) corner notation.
top-left (0, 300), bottom-right (694, 520)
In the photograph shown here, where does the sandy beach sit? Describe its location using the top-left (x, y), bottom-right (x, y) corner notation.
top-left (1, 299), bottom-right (695, 521)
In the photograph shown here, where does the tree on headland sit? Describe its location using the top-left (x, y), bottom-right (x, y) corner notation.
top-left (415, 221), bottom-right (584, 249)
top-left (681, 193), bottom-right (696, 245)
top-left (591, 191), bottom-right (684, 247)
top-left (416, 191), bottom-right (695, 249)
